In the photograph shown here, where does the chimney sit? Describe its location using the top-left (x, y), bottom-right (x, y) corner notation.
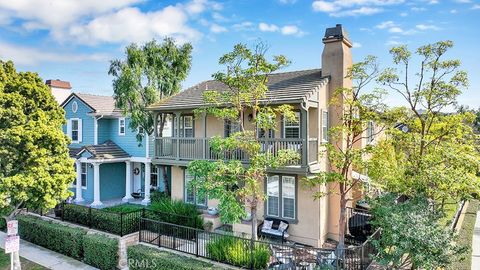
top-left (46, 79), bottom-right (72, 104)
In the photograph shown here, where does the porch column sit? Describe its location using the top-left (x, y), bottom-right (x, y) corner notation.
top-left (123, 161), bottom-right (133, 202)
top-left (202, 112), bottom-right (207, 159)
top-left (142, 162), bottom-right (151, 205)
top-left (301, 107), bottom-right (309, 166)
top-left (74, 160), bottom-right (84, 202)
top-left (175, 112), bottom-right (181, 160)
top-left (91, 162), bottom-right (103, 207)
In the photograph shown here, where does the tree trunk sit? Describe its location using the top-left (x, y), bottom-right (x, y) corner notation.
top-left (251, 206), bottom-right (258, 241)
top-left (338, 195), bottom-right (347, 254)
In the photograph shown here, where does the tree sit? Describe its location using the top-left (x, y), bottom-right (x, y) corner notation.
top-left (304, 56), bottom-right (395, 250)
top-left (371, 41), bottom-right (480, 208)
top-left (187, 43), bottom-right (299, 240)
top-left (0, 60), bottom-right (75, 269)
top-left (369, 194), bottom-right (465, 269)
top-left (109, 38), bottom-right (193, 195)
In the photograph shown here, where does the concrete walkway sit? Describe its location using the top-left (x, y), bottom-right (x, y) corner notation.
top-left (471, 211), bottom-right (480, 269)
top-left (0, 232), bottom-right (97, 270)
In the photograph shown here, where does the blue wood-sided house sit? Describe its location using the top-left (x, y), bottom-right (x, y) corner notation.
top-left (61, 93), bottom-right (169, 207)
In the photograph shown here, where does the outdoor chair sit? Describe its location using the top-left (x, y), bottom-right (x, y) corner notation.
top-left (258, 218), bottom-right (290, 242)
top-left (269, 244), bottom-right (295, 270)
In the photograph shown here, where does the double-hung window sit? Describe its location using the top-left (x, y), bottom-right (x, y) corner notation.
top-left (184, 170), bottom-right (207, 207)
top-left (266, 175), bottom-right (296, 220)
top-left (224, 119), bottom-right (241, 137)
top-left (151, 165), bottom-right (158, 188)
top-left (322, 111), bottom-right (329, 143)
top-left (68, 118), bottom-right (82, 143)
top-left (71, 120), bottom-right (79, 141)
top-left (367, 121), bottom-right (374, 143)
top-left (283, 112), bottom-right (300, 138)
top-left (80, 163), bottom-right (87, 188)
top-left (174, 115), bottom-right (194, 137)
top-left (119, 118), bottom-right (126, 136)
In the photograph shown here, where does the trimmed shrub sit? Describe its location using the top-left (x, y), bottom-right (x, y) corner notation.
top-left (127, 244), bottom-right (221, 270)
top-left (150, 190), bottom-right (168, 203)
top-left (206, 235), bottom-right (270, 269)
top-left (83, 233), bottom-right (119, 270)
top-left (18, 215), bottom-right (86, 260)
top-left (148, 197), bottom-right (204, 228)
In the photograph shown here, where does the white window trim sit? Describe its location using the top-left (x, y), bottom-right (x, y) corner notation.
top-left (80, 163), bottom-right (88, 190)
top-left (321, 110), bottom-right (329, 143)
top-left (266, 175), bottom-right (280, 217)
top-left (283, 112), bottom-right (300, 139)
top-left (72, 101), bottom-right (78, 113)
top-left (184, 169), bottom-right (207, 207)
top-left (151, 165), bottom-right (158, 188)
top-left (281, 176), bottom-right (296, 219)
top-left (183, 116), bottom-right (193, 137)
top-left (70, 118), bottom-right (81, 143)
top-left (119, 117), bottom-right (126, 136)
top-left (71, 163), bottom-right (77, 188)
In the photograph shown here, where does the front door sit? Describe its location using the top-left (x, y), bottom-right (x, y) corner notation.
top-left (133, 162), bottom-right (142, 193)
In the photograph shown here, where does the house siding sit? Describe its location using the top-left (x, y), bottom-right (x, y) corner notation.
top-left (107, 117), bottom-right (147, 157)
top-left (63, 96), bottom-right (95, 147)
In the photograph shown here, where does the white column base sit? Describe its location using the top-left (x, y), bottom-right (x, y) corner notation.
top-left (122, 196), bottom-right (133, 202)
top-left (141, 198), bottom-right (151, 205)
top-left (90, 201), bottom-right (103, 208)
top-left (74, 197), bottom-right (84, 203)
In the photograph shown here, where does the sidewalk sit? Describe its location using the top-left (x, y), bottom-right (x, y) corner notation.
top-left (471, 211), bottom-right (480, 269)
top-left (0, 232), bottom-right (97, 270)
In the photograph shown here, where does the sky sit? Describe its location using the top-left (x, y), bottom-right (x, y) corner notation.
top-left (0, 0), bottom-right (479, 108)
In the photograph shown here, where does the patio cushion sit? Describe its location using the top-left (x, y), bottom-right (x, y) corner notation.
top-left (262, 220), bottom-right (273, 230)
top-left (278, 221), bottom-right (288, 232)
top-left (262, 228), bottom-right (289, 238)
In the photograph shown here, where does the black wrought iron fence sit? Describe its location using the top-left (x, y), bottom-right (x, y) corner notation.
top-left (138, 217), bottom-right (378, 270)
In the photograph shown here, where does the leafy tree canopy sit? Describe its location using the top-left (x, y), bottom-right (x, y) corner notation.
top-left (0, 60), bottom-right (74, 218)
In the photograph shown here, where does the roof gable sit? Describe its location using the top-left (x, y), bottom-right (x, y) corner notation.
top-left (61, 93), bottom-right (119, 114)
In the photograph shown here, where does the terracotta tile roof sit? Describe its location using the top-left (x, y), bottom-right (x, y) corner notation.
top-left (148, 69), bottom-right (325, 111)
top-left (46, 79), bottom-right (72, 89)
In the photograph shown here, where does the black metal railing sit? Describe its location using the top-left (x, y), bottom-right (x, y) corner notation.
top-left (139, 217), bottom-right (379, 270)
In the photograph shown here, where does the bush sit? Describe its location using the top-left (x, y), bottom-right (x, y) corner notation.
top-left (150, 190), bottom-right (168, 203)
top-left (127, 244), bottom-right (221, 270)
top-left (148, 198), bottom-right (204, 229)
top-left (18, 215), bottom-right (86, 260)
top-left (206, 235), bottom-right (270, 269)
top-left (83, 233), bottom-right (119, 270)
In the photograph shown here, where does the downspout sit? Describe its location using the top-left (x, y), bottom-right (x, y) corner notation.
top-left (93, 115), bottom-right (104, 145)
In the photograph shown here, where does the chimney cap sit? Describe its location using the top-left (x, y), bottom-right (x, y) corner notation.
top-left (46, 79), bottom-right (72, 89)
top-left (323, 24), bottom-right (351, 45)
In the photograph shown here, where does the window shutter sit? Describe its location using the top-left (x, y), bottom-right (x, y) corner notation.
top-left (67, 119), bottom-right (72, 139)
top-left (78, 119), bottom-right (83, 142)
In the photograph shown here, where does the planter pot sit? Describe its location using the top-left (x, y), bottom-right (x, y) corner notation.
top-left (207, 207), bottom-right (219, 216)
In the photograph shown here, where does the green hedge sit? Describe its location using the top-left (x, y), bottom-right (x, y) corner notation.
top-left (83, 233), bottom-right (118, 270)
top-left (148, 198), bottom-right (204, 229)
top-left (127, 245), bottom-right (222, 270)
top-left (206, 235), bottom-right (270, 269)
top-left (18, 215), bottom-right (86, 260)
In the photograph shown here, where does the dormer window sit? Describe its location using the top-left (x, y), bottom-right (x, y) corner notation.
top-left (119, 117), bottom-right (126, 136)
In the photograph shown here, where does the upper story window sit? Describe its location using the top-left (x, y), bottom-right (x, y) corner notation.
top-left (174, 115), bottom-right (194, 137)
top-left (184, 170), bottom-right (207, 207)
top-left (367, 121), bottom-right (374, 143)
top-left (266, 175), bottom-right (296, 220)
top-left (71, 101), bottom-right (78, 113)
top-left (68, 118), bottom-right (82, 143)
top-left (224, 119), bottom-right (241, 137)
top-left (283, 112), bottom-right (300, 139)
top-left (119, 117), bottom-right (126, 136)
top-left (322, 111), bottom-right (329, 143)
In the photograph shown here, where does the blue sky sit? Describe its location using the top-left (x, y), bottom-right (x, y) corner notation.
top-left (0, 0), bottom-right (479, 107)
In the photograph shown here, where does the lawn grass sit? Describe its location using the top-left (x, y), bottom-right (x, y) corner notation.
top-left (0, 249), bottom-right (48, 270)
top-left (449, 200), bottom-right (479, 270)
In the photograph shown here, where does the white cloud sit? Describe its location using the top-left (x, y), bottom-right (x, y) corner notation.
top-left (385, 40), bottom-right (402, 46)
top-left (416, 24), bottom-right (440, 30)
top-left (0, 41), bottom-right (108, 65)
top-left (210, 23), bottom-right (227, 33)
top-left (472, 4), bottom-right (480, 9)
top-left (411, 6), bottom-right (427, 11)
top-left (455, 0), bottom-right (471, 3)
top-left (388, 26), bottom-right (404, 33)
top-left (281, 25), bottom-right (302, 35)
top-left (312, 0), bottom-right (404, 16)
top-left (400, 12), bottom-right (408, 16)
top-left (428, 0), bottom-right (439, 4)
top-left (233, 21), bottom-right (255, 31)
top-left (65, 7), bottom-right (201, 45)
top-left (376, 21), bottom-right (397, 29)
top-left (259, 22), bottom-right (279, 32)
top-left (278, 0), bottom-right (297, 4)
top-left (450, 9), bottom-right (458, 13)
top-left (0, 0), bottom-right (220, 45)
top-left (352, 42), bottom-right (362, 48)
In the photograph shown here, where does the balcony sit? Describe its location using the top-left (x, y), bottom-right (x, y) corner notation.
top-left (154, 137), bottom-right (318, 167)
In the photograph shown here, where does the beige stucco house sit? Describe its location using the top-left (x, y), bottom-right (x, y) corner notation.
top-left (146, 24), bottom-right (373, 248)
